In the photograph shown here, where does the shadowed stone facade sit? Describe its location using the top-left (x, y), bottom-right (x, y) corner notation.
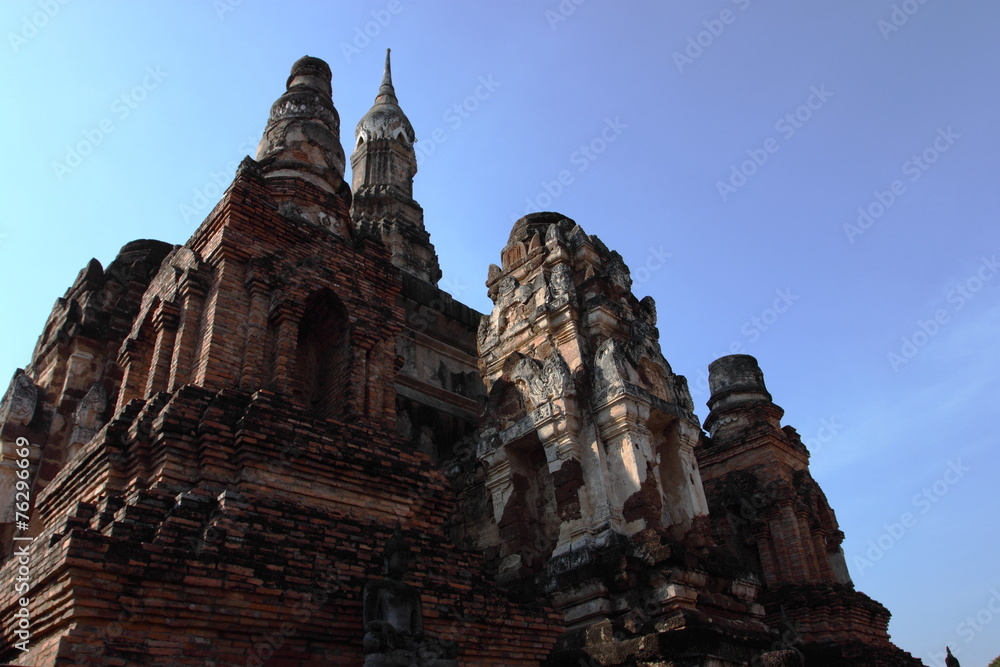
top-left (0, 54), bottom-right (920, 667)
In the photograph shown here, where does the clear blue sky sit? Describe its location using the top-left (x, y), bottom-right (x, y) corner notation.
top-left (2, 2), bottom-right (998, 664)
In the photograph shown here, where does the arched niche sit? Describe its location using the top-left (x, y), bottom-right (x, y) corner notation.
top-left (648, 409), bottom-right (694, 530)
top-left (497, 430), bottom-right (559, 579)
top-left (294, 289), bottom-right (351, 420)
top-left (488, 378), bottom-right (528, 430)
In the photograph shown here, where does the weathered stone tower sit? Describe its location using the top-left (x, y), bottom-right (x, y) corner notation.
top-left (0, 54), bottom-right (922, 667)
top-left (349, 50), bottom-right (480, 467)
top-left (698, 355), bottom-right (918, 666)
top-left (351, 49), bottom-right (441, 285)
top-left (451, 213), bottom-right (773, 664)
top-left (470, 213), bottom-right (711, 571)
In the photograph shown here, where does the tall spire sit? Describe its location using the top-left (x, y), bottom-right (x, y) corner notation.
top-left (375, 48), bottom-right (398, 106)
top-left (350, 49), bottom-right (441, 285)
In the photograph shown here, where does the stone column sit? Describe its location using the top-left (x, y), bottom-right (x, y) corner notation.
top-left (779, 504), bottom-right (809, 583)
top-left (660, 419), bottom-right (711, 530)
top-left (534, 406), bottom-right (585, 556)
top-left (576, 424), bottom-right (617, 543)
top-left (765, 506), bottom-right (800, 585)
top-left (145, 303), bottom-right (179, 397)
top-left (271, 307), bottom-right (298, 397)
top-left (754, 523), bottom-right (780, 588)
top-left (116, 338), bottom-right (150, 413)
top-left (192, 250), bottom-right (248, 390)
top-left (240, 275), bottom-right (270, 391)
top-left (348, 338), bottom-right (373, 419)
top-left (168, 276), bottom-right (206, 392)
top-left (595, 395), bottom-right (659, 534)
top-left (796, 508), bottom-right (829, 581)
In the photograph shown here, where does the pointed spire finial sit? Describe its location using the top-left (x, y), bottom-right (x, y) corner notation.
top-left (375, 48), bottom-right (398, 105)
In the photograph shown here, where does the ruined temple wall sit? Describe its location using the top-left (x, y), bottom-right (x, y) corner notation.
top-left (0, 241), bottom-right (174, 549)
top-left (0, 386), bottom-right (563, 666)
top-left (0, 53), bottom-right (566, 660)
top-left (395, 273), bottom-right (484, 464)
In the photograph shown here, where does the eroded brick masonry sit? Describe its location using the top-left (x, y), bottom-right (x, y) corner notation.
top-left (0, 54), bottom-right (921, 667)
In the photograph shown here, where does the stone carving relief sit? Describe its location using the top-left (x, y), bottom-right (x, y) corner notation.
top-left (541, 352), bottom-right (575, 400)
top-left (548, 263), bottom-right (575, 305)
top-left (606, 251), bottom-right (632, 292)
top-left (0, 371), bottom-right (38, 427)
top-left (67, 382), bottom-right (107, 458)
top-left (593, 339), bottom-right (634, 402)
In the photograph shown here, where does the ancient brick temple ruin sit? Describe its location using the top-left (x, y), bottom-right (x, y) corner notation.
top-left (0, 53), bottom-right (922, 666)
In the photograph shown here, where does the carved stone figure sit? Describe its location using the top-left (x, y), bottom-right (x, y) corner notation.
top-left (0, 370), bottom-right (37, 426)
top-left (67, 382), bottom-right (107, 459)
top-left (548, 263), bottom-right (575, 301)
top-left (363, 529), bottom-right (457, 666)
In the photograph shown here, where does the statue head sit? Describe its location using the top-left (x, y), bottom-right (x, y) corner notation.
top-left (384, 527), bottom-right (412, 579)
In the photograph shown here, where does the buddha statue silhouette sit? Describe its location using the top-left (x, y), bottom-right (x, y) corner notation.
top-left (363, 527), bottom-right (457, 666)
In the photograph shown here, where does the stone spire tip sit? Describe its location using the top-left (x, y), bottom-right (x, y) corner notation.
top-left (376, 48), bottom-right (398, 105)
